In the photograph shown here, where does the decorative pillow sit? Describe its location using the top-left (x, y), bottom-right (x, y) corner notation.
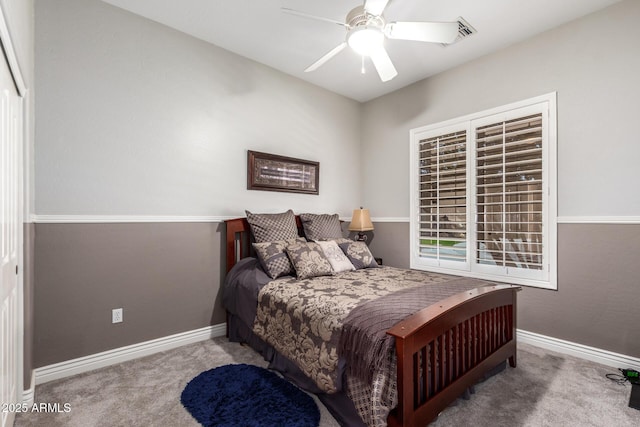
top-left (245, 209), bottom-right (298, 243)
top-left (299, 213), bottom-right (343, 241)
top-left (338, 241), bottom-right (380, 270)
top-left (253, 237), bottom-right (306, 279)
top-left (285, 241), bottom-right (334, 279)
top-left (317, 240), bottom-right (355, 273)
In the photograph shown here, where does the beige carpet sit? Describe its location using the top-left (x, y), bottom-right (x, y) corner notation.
top-left (15, 338), bottom-right (638, 426)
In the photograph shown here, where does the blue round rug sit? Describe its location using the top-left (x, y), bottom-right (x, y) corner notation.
top-left (181, 364), bottom-right (320, 427)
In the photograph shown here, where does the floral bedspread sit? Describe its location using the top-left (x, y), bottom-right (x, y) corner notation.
top-left (252, 267), bottom-right (456, 394)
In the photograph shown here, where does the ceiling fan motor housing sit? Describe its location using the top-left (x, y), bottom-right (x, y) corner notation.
top-left (346, 5), bottom-right (384, 28)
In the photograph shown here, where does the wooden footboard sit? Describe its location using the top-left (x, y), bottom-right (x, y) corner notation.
top-left (386, 284), bottom-right (520, 427)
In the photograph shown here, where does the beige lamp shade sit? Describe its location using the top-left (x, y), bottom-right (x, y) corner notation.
top-left (348, 208), bottom-right (374, 232)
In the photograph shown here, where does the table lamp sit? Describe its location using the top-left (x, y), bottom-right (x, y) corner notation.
top-left (349, 207), bottom-right (374, 241)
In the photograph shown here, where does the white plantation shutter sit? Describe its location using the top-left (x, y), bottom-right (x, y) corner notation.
top-left (474, 113), bottom-right (544, 274)
top-left (417, 129), bottom-right (468, 266)
top-left (410, 94), bottom-right (556, 289)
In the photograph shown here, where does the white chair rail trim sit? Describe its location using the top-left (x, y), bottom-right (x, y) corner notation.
top-left (31, 215), bottom-right (235, 223)
top-left (30, 215), bottom-right (640, 224)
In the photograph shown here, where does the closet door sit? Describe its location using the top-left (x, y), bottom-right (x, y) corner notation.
top-left (1, 48), bottom-right (23, 427)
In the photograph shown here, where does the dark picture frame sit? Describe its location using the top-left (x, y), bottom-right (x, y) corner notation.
top-left (247, 150), bottom-right (319, 195)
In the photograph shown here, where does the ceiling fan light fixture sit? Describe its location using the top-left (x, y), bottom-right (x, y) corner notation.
top-left (347, 26), bottom-right (384, 57)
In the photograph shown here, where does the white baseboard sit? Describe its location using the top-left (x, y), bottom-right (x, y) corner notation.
top-left (517, 329), bottom-right (640, 371)
top-left (29, 325), bottom-right (639, 388)
top-left (22, 374), bottom-right (35, 405)
top-left (34, 323), bottom-right (226, 385)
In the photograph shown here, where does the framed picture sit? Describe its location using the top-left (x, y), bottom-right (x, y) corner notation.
top-left (247, 150), bottom-right (319, 195)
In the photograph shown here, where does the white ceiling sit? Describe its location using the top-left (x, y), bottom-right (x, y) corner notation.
top-left (101, 0), bottom-right (622, 102)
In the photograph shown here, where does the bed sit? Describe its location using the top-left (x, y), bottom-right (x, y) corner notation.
top-left (223, 213), bottom-right (520, 426)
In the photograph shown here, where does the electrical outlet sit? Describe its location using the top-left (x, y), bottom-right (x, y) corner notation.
top-left (112, 308), bottom-right (123, 324)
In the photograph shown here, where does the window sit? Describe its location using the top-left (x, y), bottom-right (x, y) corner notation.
top-left (410, 94), bottom-right (557, 289)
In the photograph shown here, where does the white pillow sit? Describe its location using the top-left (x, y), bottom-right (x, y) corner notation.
top-left (317, 240), bottom-right (355, 273)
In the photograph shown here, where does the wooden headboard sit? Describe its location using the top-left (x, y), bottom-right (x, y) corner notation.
top-left (224, 216), bottom-right (305, 274)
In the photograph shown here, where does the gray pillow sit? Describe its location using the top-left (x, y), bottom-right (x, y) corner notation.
top-left (338, 241), bottom-right (380, 269)
top-left (253, 237), bottom-right (306, 279)
top-left (299, 213), bottom-right (343, 241)
top-left (245, 209), bottom-right (298, 243)
top-left (285, 241), bottom-right (334, 280)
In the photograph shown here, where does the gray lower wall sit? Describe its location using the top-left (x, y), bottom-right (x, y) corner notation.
top-left (369, 221), bottom-right (640, 358)
top-left (36, 220), bottom-right (640, 368)
top-left (367, 222), bottom-right (410, 269)
top-left (34, 222), bottom-right (225, 367)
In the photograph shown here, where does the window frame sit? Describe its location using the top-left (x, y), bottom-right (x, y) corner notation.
top-left (409, 93), bottom-right (557, 290)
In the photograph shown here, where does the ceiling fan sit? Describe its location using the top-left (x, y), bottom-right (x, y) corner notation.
top-left (283, 0), bottom-right (460, 82)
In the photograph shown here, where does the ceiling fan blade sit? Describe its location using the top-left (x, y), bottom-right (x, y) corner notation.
top-left (281, 8), bottom-right (348, 27)
top-left (386, 21), bottom-right (459, 44)
top-left (305, 42), bottom-right (348, 72)
top-left (369, 47), bottom-right (398, 82)
top-left (364, 0), bottom-right (390, 16)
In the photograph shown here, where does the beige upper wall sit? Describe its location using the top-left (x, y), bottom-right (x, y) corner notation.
top-left (35, 0), bottom-right (361, 218)
top-left (361, 0), bottom-right (640, 218)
